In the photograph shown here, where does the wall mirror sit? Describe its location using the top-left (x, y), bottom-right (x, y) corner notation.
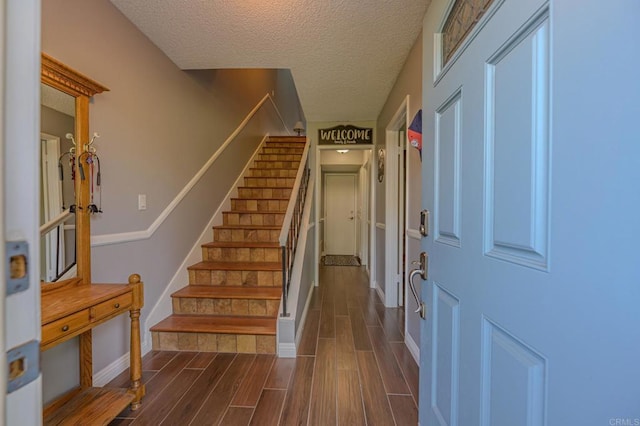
top-left (40, 53), bottom-right (108, 285)
top-left (40, 83), bottom-right (76, 281)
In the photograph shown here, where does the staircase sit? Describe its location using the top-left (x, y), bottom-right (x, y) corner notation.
top-left (150, 136), bottom-right (306, 354)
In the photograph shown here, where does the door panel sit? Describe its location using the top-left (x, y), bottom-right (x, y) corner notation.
top-left (420, 0), bottom-right (640, 425)
top-left (325, 174), bottom-right (357, 255)
top-left (484, 13), bottom-right (549, 270)
top-left (434, 90), bottom-right (462, 247)
top-left (430, 284), bottom-right (460, 426)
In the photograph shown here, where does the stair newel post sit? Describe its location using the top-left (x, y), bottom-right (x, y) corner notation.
top-left (128, 273), bottom-right (146, 409)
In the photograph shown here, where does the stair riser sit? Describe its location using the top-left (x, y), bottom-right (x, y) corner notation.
top-left (262, 148), bottom-right (304, 155)
top-left (265, 140), bottom-right (305, 145)
top-left (231, 199), bottom-right (289, 212)
top-left (243, 177), bottom-right (295, 188)
top-left (246, 169), bottom-right (298, 178)
top-left (256, 154), bottom-right (302, 162)
top-left (203, 246), bottom-right (281, 263)
top-left (254, 160), bottom-right (299, 169)
top-left (223, 212), bottom-right (284, 227)
top-left (151, 331), bottom-right (276, 354)
top-left (172, 297), bottom-right (280, 317)
top-left (188, 269), bottom-right (282, 287)
top-left (237, 187), bottom-right (291, 199)
top-left (213, 228), bottom-right (280, 243)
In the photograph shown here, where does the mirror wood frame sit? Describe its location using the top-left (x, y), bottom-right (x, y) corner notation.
top-left (41, 53), bottom-right (108, 287)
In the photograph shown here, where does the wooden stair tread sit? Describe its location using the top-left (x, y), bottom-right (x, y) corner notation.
top-left (150, 314), bottom-right (276, 335)
top-left (212, 224), bottom-right (281, 230)
top-left (266, 139), bottom-right (306, 146)
top-left (172, 285), bottom-right (282, 299)
top-left (202, 241), bottom-right (280, 249)
top-left (188, 261), bottom-right (281, 271)
top-left (238, 186), bottom-right (294, 190)
top-left (43, 387), bottom-right (134, 426)
top-left (231, 196), bottom-right (290, 201)
top-left (222, 210), bottom-right (285, 215)
top-left (249, 167), bottom-right (299, 171)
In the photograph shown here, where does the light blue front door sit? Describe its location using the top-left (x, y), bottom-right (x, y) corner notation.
top-left (418, 0), bottom-right (640, 424)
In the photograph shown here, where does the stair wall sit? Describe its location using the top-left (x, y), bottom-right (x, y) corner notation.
top-left (141, 136), bottom-right (272, 347)
top-left (149, 136), bottom-right (307, 354)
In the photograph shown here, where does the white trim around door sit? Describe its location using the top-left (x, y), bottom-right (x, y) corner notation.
top-left (384, 96), bottom-right (410, 308)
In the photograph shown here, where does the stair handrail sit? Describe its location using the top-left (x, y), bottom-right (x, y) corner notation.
top-left (279, 139), bottom-right (311, 317)
top-left (40, 209), bottom-right (73, 236)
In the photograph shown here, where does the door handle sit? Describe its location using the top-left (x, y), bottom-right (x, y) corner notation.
top-left (408, 252), bottom-right (428, 319)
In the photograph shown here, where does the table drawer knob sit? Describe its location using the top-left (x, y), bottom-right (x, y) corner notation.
top-left (61, 325), bottom-right (69, 332)
top-left (114, 303), bottom-right (120, 309)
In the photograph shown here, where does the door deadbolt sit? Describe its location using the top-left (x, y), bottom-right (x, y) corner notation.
top-left (419, 210), bottom-right (429, 237)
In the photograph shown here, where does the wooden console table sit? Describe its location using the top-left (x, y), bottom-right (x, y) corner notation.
top-left (41, 274), bottom-right (145, 425)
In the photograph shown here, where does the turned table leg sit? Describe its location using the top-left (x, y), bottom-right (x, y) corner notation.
top-left (128, 274), bottom-right (145, 410)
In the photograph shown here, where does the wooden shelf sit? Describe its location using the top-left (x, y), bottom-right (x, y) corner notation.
top-left (43, 387), bottom-right (134, 426)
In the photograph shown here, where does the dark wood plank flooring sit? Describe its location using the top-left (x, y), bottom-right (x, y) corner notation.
top-left (109, 265), bottom-right (419, 425)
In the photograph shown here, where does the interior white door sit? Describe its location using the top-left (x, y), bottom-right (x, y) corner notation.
top-left (325, 173), bottom-right (357, 255)
top-left (419, 0), bottom-right (640, 425)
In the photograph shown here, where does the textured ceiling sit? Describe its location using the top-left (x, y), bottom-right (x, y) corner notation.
top-left (109, 0), bottom-right (429, 122)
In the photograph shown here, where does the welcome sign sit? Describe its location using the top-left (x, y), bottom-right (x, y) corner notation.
top-left (318, 125), bottom-right (373, 145)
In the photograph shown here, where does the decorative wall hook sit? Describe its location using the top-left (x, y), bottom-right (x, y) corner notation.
top-left (85, 132), bottom-right (99, 153)
top-left (60, 132), bottom-right (104, 215)
top-left (65, 133), bottom-right (77, 157)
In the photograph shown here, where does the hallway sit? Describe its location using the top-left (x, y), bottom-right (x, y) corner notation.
top-left (109, 265), bottom-right (419, 425)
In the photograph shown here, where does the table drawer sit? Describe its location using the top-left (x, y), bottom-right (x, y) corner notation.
top-left (92, 293), bottom-right (132, 321)
top-left (42, 309), bottom-right (90, 344)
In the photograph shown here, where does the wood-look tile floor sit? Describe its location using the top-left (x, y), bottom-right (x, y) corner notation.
top-left (109, 265), bottom-right (419, 425)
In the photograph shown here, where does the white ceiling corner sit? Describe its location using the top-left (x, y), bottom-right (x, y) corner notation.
top-left (110, 0), bottom-right (430, 122)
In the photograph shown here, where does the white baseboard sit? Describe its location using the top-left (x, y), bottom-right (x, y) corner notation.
top-left (375, 281), bottom-right (385, 304)
top-left (295, 281), bottom-right (315, 347)
top-left (94, 338), bottom-right (153, 387)
top-left (278, 343), bottom-right (296, 358)
top-left (406, 332), bottom-right (420, 365)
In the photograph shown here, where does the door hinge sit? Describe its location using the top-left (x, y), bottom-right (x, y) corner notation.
top-left (6, 241), bottom-right (30, 296)
top-left (7, 340), bottom-right (40, 393)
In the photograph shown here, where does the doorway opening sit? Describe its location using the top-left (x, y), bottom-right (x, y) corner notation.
top-left (315, 145), bottom-right (375, 287)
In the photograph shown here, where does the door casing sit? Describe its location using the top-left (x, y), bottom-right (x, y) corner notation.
top-left (384, 96), bottom-right (410, 308)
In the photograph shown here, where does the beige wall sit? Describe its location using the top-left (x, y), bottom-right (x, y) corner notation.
top-left (375, 31), bottom-right (423, 348)
top-left (41, 0), bottom-right (303, 402)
